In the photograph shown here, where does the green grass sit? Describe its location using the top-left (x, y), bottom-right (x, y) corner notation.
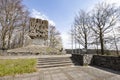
top-left (0, 59), bottom-right (37, 77)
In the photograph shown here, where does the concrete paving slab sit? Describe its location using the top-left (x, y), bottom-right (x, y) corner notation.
top-left (39, 66), bottom-right (120, 80)
top-left (0, 66), bottom-right (119, 80)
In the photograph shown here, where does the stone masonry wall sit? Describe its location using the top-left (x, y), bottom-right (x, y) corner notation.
top-left (91, 55), bottom-right (120, 71)
top-left (72, 54), bottom-right (93, 65)
top-left (72, 54), bottom-right (83, 65)
top-left (72, 54), bottom-right (120, 71)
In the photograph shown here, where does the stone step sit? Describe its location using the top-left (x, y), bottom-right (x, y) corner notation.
top-left (37, 63), bottom-right (74, 68)
top-left (38, 58), bottom-right (71, 62)
top-left (37, 57), bottom-right (74, 69)
top-left (37, 60), bottom-right (72, 63)
top-left (37, 61), bottom-right (73, 65)
top-left (38, 57), bottom-right (71, 60)
top-left (37, 59), bottom-right (71, 62)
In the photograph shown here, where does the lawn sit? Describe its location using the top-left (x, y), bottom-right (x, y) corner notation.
top-left (0, 59), bottom-right (37, 77)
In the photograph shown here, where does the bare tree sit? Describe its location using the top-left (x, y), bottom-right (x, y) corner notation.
top-left (49, 26), bottom-right (62, 49)
top-left (104, 27), bottom-right (120, 55)
top-left (0, 29), bottom-right (2, 48)
top-left (70, 25), bottom-right (74, 54)
top-left (0, 0), bottom-right (29, 49)
top-left (19, 11), bottom-right (29, 47)
top-left (91, 2), bottom-right (119, 55)
top-left (73, 10), bottom-right (91, 53)
top-left (112, 27), bottom-right (119, 55)
top-left (90, 33), bottom-right (100, 54)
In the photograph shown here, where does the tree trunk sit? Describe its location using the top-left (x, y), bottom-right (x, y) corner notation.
top-left (100, 29), bottom-right (104, 55)
top-left (1, 28), bottom-right (7, 50)
top-left (7, 32), bottom-right (12, 49)
top-left (1, 36), bottom-right (6, 50)
top-left (85, 33), bottom-right (87, 54)
top-left (7, 26), bottom-right (14, 49)
top-left (21, 26), bottom-right (25, 47)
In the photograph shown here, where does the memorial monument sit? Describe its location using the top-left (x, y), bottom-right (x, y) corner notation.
top-left (29, 18), bottom-right (48, 46)
top-left (7, 18), bottom-right (51, 55)
top-left (7, 18), bottom-right (62, 55)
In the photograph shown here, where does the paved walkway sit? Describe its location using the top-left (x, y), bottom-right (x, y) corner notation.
top-left (0, 66), bottom-right (120, 80)
top-left (39, 66), bottom-right (120, 80)
top-left (0, 55), bottom-right (120, 80)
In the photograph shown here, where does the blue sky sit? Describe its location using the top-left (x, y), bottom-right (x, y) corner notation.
top-left (23, 0), bottom-right (119, 49)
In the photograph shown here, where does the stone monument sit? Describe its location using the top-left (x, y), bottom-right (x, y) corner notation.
top-left (7, 18), bottom-right (60, 55)
top-left (29, 18), bottom-right (48, 46)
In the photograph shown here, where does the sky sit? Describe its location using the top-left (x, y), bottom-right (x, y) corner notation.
top-left (23, 0), bottom-right (120, 49)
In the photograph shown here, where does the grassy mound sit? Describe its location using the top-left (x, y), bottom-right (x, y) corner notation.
top-left (0, 59), bottom-right (37, 77)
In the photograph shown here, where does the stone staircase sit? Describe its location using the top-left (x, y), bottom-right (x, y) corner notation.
top-left (37, 56), bottom-right (74, 69)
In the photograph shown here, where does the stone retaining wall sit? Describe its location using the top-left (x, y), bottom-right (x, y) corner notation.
top-left (72, 54), bottom-right (93, 65)
top-left (71, 54), bottom-right (83, 65)
top-left (72, 54), bottom-right (120, 71)
top-left (91, 55), bottom-right (120, 71)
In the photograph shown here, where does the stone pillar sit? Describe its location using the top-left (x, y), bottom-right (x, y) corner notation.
top-left (83, 54), bottom-right (93, 65)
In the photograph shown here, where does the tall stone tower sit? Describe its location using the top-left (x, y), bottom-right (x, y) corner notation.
top-left (29, 18), bottom-right (48, 46)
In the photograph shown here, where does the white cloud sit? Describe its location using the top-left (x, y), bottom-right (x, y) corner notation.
top-left (103, 0), bottom-right (120, 5)
top-left (61, 32), bottom-right (71, 49)
top-left (31, 9), bottom-right (55, 26)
